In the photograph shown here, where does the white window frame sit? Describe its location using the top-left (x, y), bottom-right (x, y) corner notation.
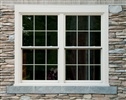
top-left (15, 5), bottom-right (109, 86)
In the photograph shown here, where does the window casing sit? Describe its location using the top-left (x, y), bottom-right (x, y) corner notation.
top-left (15, 5), bottom-right (108, 86)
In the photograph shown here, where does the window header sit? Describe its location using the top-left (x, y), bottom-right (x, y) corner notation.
top-left (15, 5), bottom-right (108, 15)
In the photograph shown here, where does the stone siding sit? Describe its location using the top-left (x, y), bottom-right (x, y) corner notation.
top-left (108, 5), bottom-right (126, 100)
top-left (0, 1), bottom-right (126, 100)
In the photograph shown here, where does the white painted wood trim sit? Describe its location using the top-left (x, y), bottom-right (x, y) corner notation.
top-left (15, 8), bottom-right (22, 84)
top-left (15, 5), bottom-right (109, 86)
top-left (58, 14), bottom-right (65, 83)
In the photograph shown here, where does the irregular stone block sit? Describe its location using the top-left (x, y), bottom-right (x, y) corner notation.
top-left (20, 96), bottom-right (31, 100)
top-left (83, 94), bottom-right (92, 98)
top-left (116, 70), bottom-right (126, 73)
top-left (0, 58), bottom-right (5, 63)
top-left (109, 5), bottom-right (122, 14)
top-left (109, 49), bottom-right (126, 54)
top-left (8, 34), bottom-right (14, 42)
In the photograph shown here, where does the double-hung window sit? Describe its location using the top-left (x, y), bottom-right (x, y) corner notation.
top-left (15, 5), bottom-right (108, 86)
top-left (65, 15), bottom-right (103, 81)
top-left (22, 15), bottom-right (58, 81)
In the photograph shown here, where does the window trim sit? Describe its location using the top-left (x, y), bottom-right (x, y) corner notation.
top-left (15, 5), bottom-right (109, 86)
top-left (7, 86), bottom-right (117, 94)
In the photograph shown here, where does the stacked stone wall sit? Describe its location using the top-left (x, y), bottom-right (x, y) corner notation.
top-left (108, 5), bottom-right (126, 100)
top-left (0, 4), bottom-right (15, 95)
top-left (0, 1), bottom-right (126, 100)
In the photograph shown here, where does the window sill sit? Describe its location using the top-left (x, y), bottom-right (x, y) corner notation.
top-left (7, 86), bottom-right (117, 94)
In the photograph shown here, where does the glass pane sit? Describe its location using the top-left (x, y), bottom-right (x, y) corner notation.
top-left (22, 65), bottom-right (33, 80)
top-left (35, 16), bottom-right (45, 30)
top-left (35, 66), bottom-right (45, 80)
top-left (90, 66), bottom-right (101, 80)
top-left (90, 50), bottom-right (100, 64)
top-left (78, 32), bottom-right (88, 46)
top-left (35, 50), bottom-right (45, 64)
top-left (47, 32), bottom-right (57, 46)
top-left (23, 49), bottom-right (33, 64)
top-left (90, 32), bottom-right (101, 46)
top-left (35, 32), bottom-right (45, 46)
top-left (90, 16), bottom-right (101, 30)
top-left (47, 50), bottom-right (57, 64)
top-left (78, 66), bottom-right (88, 80)
top-left (66, 16), bottom-right (76, 30)
top-left (66, 50), bottom-right (76, 64)
top-left (78, 50), bottom-right (88, 64)
top-left (66, 32), bottom-right (76, 46)
top-left (47, 66), bottom-right (57, 80)
top-left (78, 16), bottom-right (88, 30)
top-left (23, 32), bottom-right (33, 46)
top-left (66, 66), bottom-right (76, 80)
top-left (47, 16), bottom-right (57, 30)
top-left (23, 16), bottom-right (33, 30)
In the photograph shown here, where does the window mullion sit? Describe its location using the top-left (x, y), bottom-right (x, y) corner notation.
top-left (45, 50), bottom-right (47, 80)
top-left (88, 16), bottom-right (90, 80)
top-left (58, 14), bottom-right (65, 83)
top-left (45, 16), bottom-right (47, 80)
top-left (33, 15), bottom-right (35, 80)
top-left (76, 16), bottom-right (78, 80)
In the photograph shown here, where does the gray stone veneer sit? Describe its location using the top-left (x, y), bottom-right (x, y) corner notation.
top-left (7, 86), bottom-right (117, 94)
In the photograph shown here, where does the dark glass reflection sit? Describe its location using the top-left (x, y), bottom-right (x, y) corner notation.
top-left (23, 49), bottom-right (33, 64)
top-left (78, 66), bottom-right (88, 80)
top-left (90, 66), bottom-right (101, 80)
top-left (66, 32), bottom-right (76, 46)
top-left (78, 32), bottom-right (88, 46)
top-left (90, 16), bottom-right (101, 30)
top-left (35, 50), bottom-right (45, 64)
top-left (35, 32), bottom-right (45, 46)
top-left (47, 32), bottom-right (57, 46)
top-left (23, 65), bottom-right (33, 80)
top-left (78, 16), bottom-right (88, 30)
top-left (66, 16), bottom-right (76, 30)
top-left (66, 66), bottom-right (76, 80)
top-left (47, 66), bottom-right (57, 80)
top-left (78, 50), bottom-right (88, 64)
top-left (47, 16), bottom-right (57, 30)
top-left (35, 66), bottom-right (45, 80)
top-left (47, 50), bottom-right (57, 64)
top-left (23, 32), bottom-right (33, 46)
top-left (90, 50), bottom-right (100, 64)
top-left (35, 16), bottom-right (45, 30)
top-left (90, 32), bottom-right (101, 46)
top-left (23, 16), bottom-right (33, 30)
top-left (66, 50), bottom-right (76, 64)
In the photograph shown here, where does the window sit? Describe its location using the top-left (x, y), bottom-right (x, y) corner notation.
top-left (15, 5), bottom-right (108, 86)
top-left (65, 16), bottom-right (101, 80)
top-left (22, 15), bottom-right (58, 80)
